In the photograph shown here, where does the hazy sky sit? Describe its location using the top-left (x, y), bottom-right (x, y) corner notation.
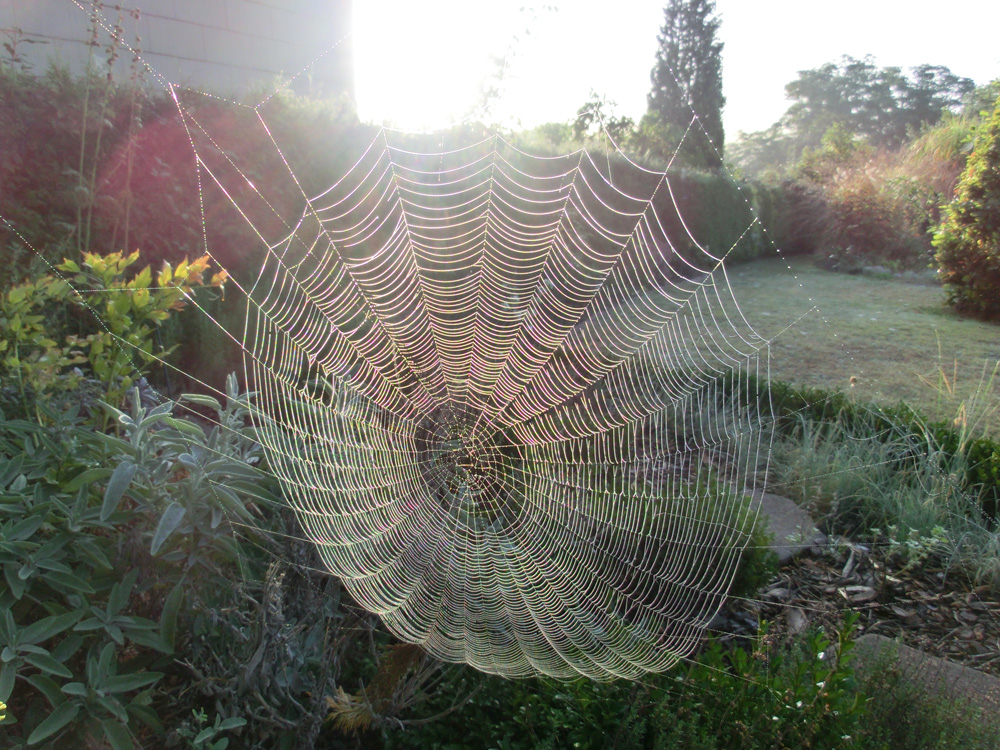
top-left (354, 1), bottom-right (1000, 136)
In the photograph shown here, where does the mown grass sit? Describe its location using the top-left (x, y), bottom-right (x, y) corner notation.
top-left (725, 256), bottom-right (1000, 436)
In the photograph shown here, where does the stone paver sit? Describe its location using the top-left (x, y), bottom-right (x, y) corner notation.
top-left (854, 634), bottom-right (1000, 716)
top-left (748, 489), bottom-right (828, 564)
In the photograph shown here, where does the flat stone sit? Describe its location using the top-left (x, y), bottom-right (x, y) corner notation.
top-left (853, 634), bottom-right (1000, 716)
top-left (785, 606), bottom-right (808, 635)
top-left (747, 490), bottom-right (827, 564)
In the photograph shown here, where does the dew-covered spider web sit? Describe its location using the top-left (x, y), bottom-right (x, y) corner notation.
top-left (8, 1), bottom-right (783, 683)
top-left (170, 100), bottom-right (776, 679)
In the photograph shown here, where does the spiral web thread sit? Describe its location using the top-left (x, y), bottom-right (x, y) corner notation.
top-left (183, 106), bottom-right (775, 680)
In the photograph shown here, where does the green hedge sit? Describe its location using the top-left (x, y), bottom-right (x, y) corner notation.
top-left (656, 170), bottom-right (790, 264)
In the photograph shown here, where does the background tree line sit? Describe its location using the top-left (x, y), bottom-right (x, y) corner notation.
top-left (566, 0), bottom-right (1000, 320)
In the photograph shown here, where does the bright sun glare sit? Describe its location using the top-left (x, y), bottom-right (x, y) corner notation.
top-left (353, 1), bottom-right (524, 131)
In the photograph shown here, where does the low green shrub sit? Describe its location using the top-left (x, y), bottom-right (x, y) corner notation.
top-left (384, 614), bottom-right (867, 750)
top-left (0, 382), bottom-right (278, 749)
top-left (0, 250), bottom-right (354, 748)
top-left (753, 375), bottom-right (1000, 588)
top-left (737, 373), bottom-right (1000, 529)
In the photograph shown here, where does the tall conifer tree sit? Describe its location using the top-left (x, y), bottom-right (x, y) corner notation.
top-left (647, 0), bottom-right (725, 168)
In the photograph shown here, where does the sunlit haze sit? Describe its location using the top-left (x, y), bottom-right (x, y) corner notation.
top-left (354, 1), bottom-right (1000, 137)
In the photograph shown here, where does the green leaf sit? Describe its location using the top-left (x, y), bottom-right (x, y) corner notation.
top-left (77, 538), bottom-right (112, 570)
top-left (164, 417), bottom-right (208, 437)
top-left (7, 285), bottom-right (26, 305)
top-left (108, 624), bottom-right (124, 646)
top-left (24, 651), bottom-right (73, 679)
top-left (43, 570), bottom-right (97, 594)
top-left (27, 673), bottom-right (65, 707)
top-left (50, 634), bottom-right (84, 663)
top-left (3, 565), bottom-right (26, 600)
top-left (101, 462), bottom-right (136, 521)
top-left (221, 479), bottom-right (281, 505)
top-left (64, 467), bottom-right (112, 493)
top-left (209, 485), bottom-right (251, 519)
top-left (92, 431), bottom-right (135, 457)
top-left (181, 393), bottom-right (222, 410)
top-left (0, 454), bottom-right (25, 488)
top-left (194, 726), bottom-right (216, 744)
top-left (26, 699), bottom-right (80, 744)
top-left (96, 642), bottom-right (116, 681)
top-left (97, 694), bottom-right (128, 723)
top-left (136, 412), bottom-right (173, 435)
top-left (159, 584), bottom-right (184, 651)
top-left (74, 617), bottom-right (106, 632)
top-left (21, 611), bottom-right (82, 645)
top-left (103, 671), bottom-right (162, 694)
top-left (204, 459), bottom-right (264, 481)
top-left (124, 629), bottom-right (171, 655)
top-left (60, 682), bottom-right (88, 697)
top-left (0, 662), bottom-right (15, 701)
top-left (150, 503), bottom-right (185, 555)
top-left (109, 569), bottom-right (138, 614)
top-left (7, 514), bottom-right (45, 542)
top-left (218, 717), bottom-right (247, 731)
top-left (101, 718), bottom-right (135, 750)
top-left (127, 703), bottom-right (164, 734)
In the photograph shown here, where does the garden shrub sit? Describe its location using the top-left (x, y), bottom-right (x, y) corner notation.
top-left (0, 251), bottom-right (358, 748)
top-left (0, 63), bottom-right (367, 292)
top-left (0, 250), bottom-right (225, 421)
top-left (0, 378), bottom-right (280, 749)
top-left (857, 642), bottom-right (1000, 750)
top-left (933, 91), bottom-right (1000, 320)
top-left (792, 126), bottom-right (956, 271)
top-left (820, 168), bottom-right (931, 270)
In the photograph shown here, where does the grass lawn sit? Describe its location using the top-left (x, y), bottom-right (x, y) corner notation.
top-left (724, 256), bottom-right (1000, 436)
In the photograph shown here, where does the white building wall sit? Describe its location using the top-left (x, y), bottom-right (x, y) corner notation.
top-left (0, 0), bottom-right (353, 98)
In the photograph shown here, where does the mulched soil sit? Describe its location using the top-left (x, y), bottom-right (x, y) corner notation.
top-left (718, 538), bottom-right (1000, 676)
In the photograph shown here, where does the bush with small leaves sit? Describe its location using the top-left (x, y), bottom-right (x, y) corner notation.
top-left (934, 91), bottom-right (1000, 319)
top-left (0, 250), bottom-right (225, 421)
top-left (384, 615), bottom-right (867, 750)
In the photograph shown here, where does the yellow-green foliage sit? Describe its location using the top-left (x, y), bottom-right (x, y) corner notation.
top-left (0, 250), bottom-right (225, 414)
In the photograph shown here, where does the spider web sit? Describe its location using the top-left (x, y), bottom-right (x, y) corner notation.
top-left (169, 96), bottom-right (775, 679)
top-left (16, 2), bottom-right (777, 682)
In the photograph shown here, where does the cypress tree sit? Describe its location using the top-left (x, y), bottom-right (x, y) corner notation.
top-left (647, 0), bottom-right (725, 169)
